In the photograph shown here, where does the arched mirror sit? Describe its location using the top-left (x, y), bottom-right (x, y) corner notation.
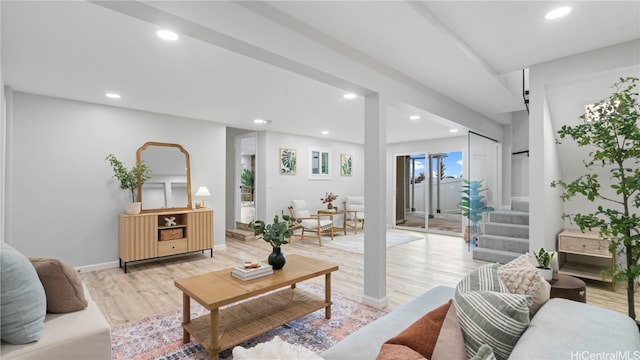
top-left (136, 142), bottom-right (192, 212)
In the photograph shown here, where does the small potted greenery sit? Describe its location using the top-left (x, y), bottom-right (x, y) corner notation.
top-left (105, 154), bottom-right (152, 214)
top-left (249, 214), bottom-right (301, 270)
top-left (534, 247), bottom-right (554, 281)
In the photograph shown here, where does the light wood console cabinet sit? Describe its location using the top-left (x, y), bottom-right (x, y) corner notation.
top-left (557, 229), bottom-right (614, 287)
top-left (119, 209), bottom-right (213, 272)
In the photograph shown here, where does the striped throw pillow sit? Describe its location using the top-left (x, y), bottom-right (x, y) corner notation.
top-left (456, 263), bottom-right (508, 294)
top-left (454, 290), bottom-right (530, 360)
top-left (471, 344), bottom-right (497, 360)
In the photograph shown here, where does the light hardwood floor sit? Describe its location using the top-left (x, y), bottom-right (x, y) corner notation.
top-left (80, 231), bottom-right (638, 327)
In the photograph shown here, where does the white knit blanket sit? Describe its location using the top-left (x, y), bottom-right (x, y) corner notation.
top-left (232, 336), bottom-right (324, 360)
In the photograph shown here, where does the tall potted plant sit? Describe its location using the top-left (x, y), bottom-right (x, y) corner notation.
top-left (249, 214), bottom-right (301, 270)
top-left (105, 154), bottom-right (152, 215)
top-left (551, 76), bottom-right (640, 320)
top-left (458, 179), bottom-right (495, 249)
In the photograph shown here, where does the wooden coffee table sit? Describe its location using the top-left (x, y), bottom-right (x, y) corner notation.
top-left (174, 254), bottom-right (339, 360)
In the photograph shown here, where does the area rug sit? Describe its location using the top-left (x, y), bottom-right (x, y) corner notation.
top-left (111, 283), bottom-right (387, 359)
top-left (320, 230), bottom-right (424, 254)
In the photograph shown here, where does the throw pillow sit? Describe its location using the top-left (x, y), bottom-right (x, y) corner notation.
top-left (29, 257), bottom-right (88, 313)
top-left (0, 243), bottom-right (47, 344)
top-left (497, 254), bottom-right (550, 315)
top-left (471, 344), bottom-right (497, 360)
top-left (377, 344), bottom-right (426, 360)
top-left (378, 300), bottom-right (452, 360)
top-left (431, 300), bottom-right (466, 360)
top-left (456, 263), bottom-right (508, 294)
top-left (454, 290), bottom-right (530, 360)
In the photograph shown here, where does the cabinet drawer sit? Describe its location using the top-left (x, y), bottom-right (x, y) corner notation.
top-left (558, 236), bottom-right (611, 257)
top-left (158, 238), bottom-right (188, 256)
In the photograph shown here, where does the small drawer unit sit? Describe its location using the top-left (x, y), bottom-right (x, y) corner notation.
top-left (557, 229), bottom-right (615, 287)
top-left (158, 238), bottom-right (188, 256)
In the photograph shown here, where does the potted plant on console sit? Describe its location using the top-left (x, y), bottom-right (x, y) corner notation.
top-left (249, 214), bottom-right (301, 270)
top-left (106, 154), bottom-right (152, 215)
top-left (534, 247), bottom-right (554, 281)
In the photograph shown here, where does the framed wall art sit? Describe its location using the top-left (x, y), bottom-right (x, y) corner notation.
top-left (309, 146), bottom-right (331, 179)
top-left (340, 154), bottom-right (353, 176)
top-left (279, 148), bottom-right (297, 175)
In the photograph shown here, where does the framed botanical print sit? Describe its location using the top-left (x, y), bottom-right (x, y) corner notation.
top-left (340, 154), bottom-right (353, 176)
top-left (280, 148), bottom-right (297, 175)
top-left (309, 146), bottom-right (331, 179)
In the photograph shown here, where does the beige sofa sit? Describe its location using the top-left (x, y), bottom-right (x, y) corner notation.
top-left (1, 284), bottom-right (111, 359)
top-left (322, 285), bottom-right (640, 359)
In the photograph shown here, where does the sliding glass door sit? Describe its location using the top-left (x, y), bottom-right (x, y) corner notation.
top-left (394, 152), bottom-right (463, 235)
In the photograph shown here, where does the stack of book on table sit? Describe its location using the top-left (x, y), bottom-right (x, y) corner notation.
top-left (231, 262), bottom-right (273, 281)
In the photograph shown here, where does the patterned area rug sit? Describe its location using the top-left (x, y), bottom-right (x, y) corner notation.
top-left (320, 230), bottom-right (424, 254)
top-left (111, 283), bottom-right (387, 359)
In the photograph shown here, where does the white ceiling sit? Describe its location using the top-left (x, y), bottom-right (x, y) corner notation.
top-left (2, 1), bottom-right (639, 145)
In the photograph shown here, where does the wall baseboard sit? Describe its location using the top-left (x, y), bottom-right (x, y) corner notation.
top-left (75, 261), bottom-right (119, 273)
top-left (362, 294), bottom-right (388, 309)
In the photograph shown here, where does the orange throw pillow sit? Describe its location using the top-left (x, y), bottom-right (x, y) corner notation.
top-left (377, 344), bottom-right (426, 360)
top-left (378, 300), bottom-right (452, 360)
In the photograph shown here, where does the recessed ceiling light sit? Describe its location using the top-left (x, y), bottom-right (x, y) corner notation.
top-left (157, 30), bottom-right (179, 41)
top-left (105, 92), bottom-right (121, 99)
top-left (254, 119), bottom-right (270, 125)
top-left (545, 7), bottom-right (571, 20)
top-left (321, 130), bottom-right (329, 135)
top-left (409, 115), bottom-right (421, 120)
top-left (343, 93), bottom-right (357, 100)
top-left (449, 128), bottom-right (459, 133)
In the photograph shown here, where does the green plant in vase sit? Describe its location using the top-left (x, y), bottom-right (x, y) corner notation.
top-left (105, 154), bottom-right (152, 214)
top-left (249, 214), bottom-right (301, 270)
top-left (533, 247), bottom-right (554, 281)
top-left (551, 76), bottom-right (640, 320)
top-left (458, 179), bottom-right (495, 250)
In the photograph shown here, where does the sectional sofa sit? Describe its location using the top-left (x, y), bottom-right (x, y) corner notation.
top-left (322, 261), bottom-right (640, 360)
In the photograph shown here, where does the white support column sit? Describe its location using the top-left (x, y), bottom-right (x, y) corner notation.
top-left (362, 92), bottom-right (388, 308)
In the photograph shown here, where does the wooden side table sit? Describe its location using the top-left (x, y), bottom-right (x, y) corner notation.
top-left (549, 273), bottom-right (586, 303)
top-left (318, 209), bottom-right (347, 235)
top-left (557, 229), bottom-right (614, 289)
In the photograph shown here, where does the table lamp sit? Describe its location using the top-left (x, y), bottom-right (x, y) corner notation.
top-left (195, 186), bottom-right (211, 208)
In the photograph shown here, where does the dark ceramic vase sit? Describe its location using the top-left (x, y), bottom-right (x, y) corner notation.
top-left (268, 247), bottom-right (286, 270)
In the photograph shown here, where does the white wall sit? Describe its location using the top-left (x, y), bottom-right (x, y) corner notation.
top-left (257, 131), bottom-right (365, 222)
top-left (529, 40), bottom-right (640, 252)
top-left (387, 136), bottom-right (467, 227)
top-left (8, 92), bottom-right (226, 267)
